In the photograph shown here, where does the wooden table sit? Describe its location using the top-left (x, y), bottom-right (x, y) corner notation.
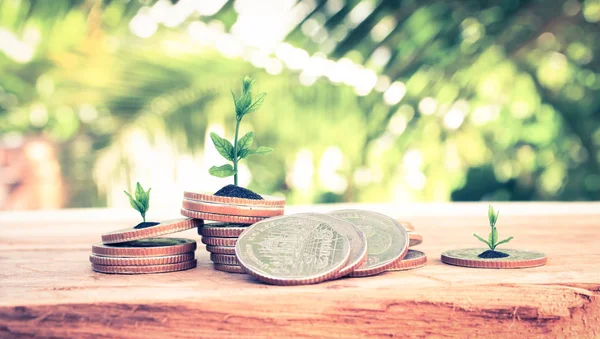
top-left (1, 203), bottom-right (599, 338)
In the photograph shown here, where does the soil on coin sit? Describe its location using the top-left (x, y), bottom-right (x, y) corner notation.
top-left (478, 250), bottom-right (509, 259)
top-left (133, 221), bottom-right (160, 229)
top-left (214, 184), bottom-right (263, 200)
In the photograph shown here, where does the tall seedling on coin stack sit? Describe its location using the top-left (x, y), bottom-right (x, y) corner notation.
top-left (208, 76), bottom-right (274, 186)
top-left (124, 182), bottom-right (151, 223)
top-left (473, 205), bottom-right (513, 251)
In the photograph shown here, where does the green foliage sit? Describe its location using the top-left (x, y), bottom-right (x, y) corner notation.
top-left (473, 205), bottom-right (513, 251)
top-left (209, 76), bottom-right (273, 185)
top-left (124, 182), bottom-right (151, 222)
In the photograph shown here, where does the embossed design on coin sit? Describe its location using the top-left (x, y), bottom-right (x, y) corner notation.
top-left (297, 213), bottom-right (367, 278)
top-left (235, 215), bottom-right (351, 285)
top-left (441, 248), bottom-right (547, 269)
top-left (328, 209), bottom-right (409, 277)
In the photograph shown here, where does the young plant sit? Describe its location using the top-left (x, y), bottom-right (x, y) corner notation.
top-left (473, 205), bottom-right (513, 251)
top-left (124, 182), bottom-right (151, 223)
top-left (209, 76), bottom-right (273, 186)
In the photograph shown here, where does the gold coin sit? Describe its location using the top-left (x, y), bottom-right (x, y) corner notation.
top-left (89, 252), bottom-right (194, 266)
top-left (92, 259), bottom-right (197, 274)
top-left (92, 238), bottom-right (196, 257)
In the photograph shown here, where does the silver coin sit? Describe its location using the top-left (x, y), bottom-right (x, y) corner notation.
top-left (235, 214), bottom-right (352, 285)
top-left (328, 209), bottom-right (409, 277)
top-left (294, 213), bottom-right (367, 278)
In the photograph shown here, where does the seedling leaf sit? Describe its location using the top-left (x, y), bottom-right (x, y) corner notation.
top-left (237, 131), bottom-right (254, 153)
top-left (251, 146), bottom-right (274, 155)
top-left (210, 132), bottom-right (234, 161)
top-left (209, 164), bottom-right (237, 178)
top-left (473, 233), bottom-right (491, 248)
top-left (124, 182), bottom-right (151, 222)
top-left (495, 236), bottom-right (513, 247)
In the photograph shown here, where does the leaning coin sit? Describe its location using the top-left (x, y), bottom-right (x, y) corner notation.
top-left (92, 259), bottom-right (197, 274)
top-left (201, 236), bottom-right (237, 247)
top-left (198, 223), bottom-right (250, 237)
top-left (328, 209), bottom-right (409, 277)
top-left (387, 250), bottom-right (427, 271)
top-left (213, 263), bottom-right (246, 274)
top-left (235, 214), bottom-right (352, 286)
top-left (101, 218), bottom-right (202, 244)
top-left (205, 245), bottom-right (236, 255)
top-left (441, 248), bottom-right (547, 269)
top-left (181, 208), bottom-right (265, 224)
top-left (408, 232), bottom-right (423, 247)
top-left (182, 199), bottom-right (284, 218)
top-left (89, 252), bottom-right (194, 266)
top-left (210, 253), bottom-right (239, 265)
top-left (92, 238), bottom-right (196, 257)
top-left (296, 213), bottom-right (367, 278)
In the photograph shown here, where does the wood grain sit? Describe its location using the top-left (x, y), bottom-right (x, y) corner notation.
top-left (0, 203), bottom-right (599, 338)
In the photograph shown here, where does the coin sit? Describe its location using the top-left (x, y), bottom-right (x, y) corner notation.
top-left (213, 263), bottom-right (246, 274)
top-left (89, 252), bottom-right (194, 266)
top-left (198, 223), bottom-right (249, 237)
top-left (201, 236), bottom-right (237, 247)
top-left (235, 214), bottom-right (352, 285)
top-left (296, 213), bottom-right (367, 278)
top-left (210, 253), bottom-right (239, 265)
top-left (205, 245), bottom-right (236, 255)
top-left (184, 191), bottom-right (285, 207)
top-left (408, 232), bottom-right (423, 247)
top-left (101, 218), bottom-right (202, 244)
top-left (92, 238), bottom-right (196, 257)
top-left (441, 248), bottom-right (547, 269)
top-left (387, 250), bottom-right (427, 271)
top-left (92, 259), bottom-right (197, 274)
top-left (328, 209), bottom-right (409, 277)
top-left (182, 199), bottom-right (284, 218)
top-left (181, 208), bottom-right (265, 224)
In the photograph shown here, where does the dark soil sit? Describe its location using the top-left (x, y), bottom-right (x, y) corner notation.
top-left (478, 250), bottom-right (510, 259)
top-left (214, 184), bottom-right (263, 200)
top-left (133, 221), bottom-right (160, 229)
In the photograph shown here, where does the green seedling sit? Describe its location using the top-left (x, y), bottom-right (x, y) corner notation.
top-left (124, 182), bottom-right (151, 222)
top-left (209, 76), bottom-right (273, 185)
top-left (473, 205), bottom-right (513, 251)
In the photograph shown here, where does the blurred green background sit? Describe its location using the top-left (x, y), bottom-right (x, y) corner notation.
top-left (1, 0), bottom-right (599, 210)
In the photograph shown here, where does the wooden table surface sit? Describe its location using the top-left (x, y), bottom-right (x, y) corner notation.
top-left (1, 202), bottom-right (599, 338)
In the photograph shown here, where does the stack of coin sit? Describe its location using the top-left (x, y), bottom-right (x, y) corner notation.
top-left (233, 209), bottom-right (428, 285)
top-left (181, 191), bottom-right (286, 273)
top-left (91, 218), bottom-right (202, 274)
top-left (180, 191), bottom-right (285, 224)
top-left (198, 222), bottom-right (250, 273)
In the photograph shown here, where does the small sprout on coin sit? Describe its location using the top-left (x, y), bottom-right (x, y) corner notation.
top-left (208, 76), bottom-right (274, 186)
top-left (124, 182), bottom-right (151, 223)
top-left (473, 205), bottom-right (513, 258)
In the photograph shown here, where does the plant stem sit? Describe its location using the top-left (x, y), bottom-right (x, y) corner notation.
top-left (233, 118), bottom-right (241, 186)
